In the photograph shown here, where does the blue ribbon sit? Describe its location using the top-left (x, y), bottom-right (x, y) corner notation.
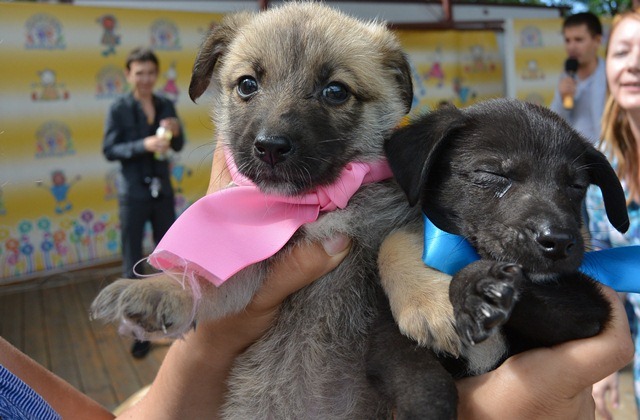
top-left (422, 213), bottom-right (640, 293)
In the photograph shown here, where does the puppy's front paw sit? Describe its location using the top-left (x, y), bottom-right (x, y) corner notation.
top-left (90, 276), bottom-right (197, 340)
top-left (379, 228), bottom-right (461, 356)
top-left (395, 296), bottom-right (460, 356)
top-left (451, 261), bottom-right (524, 346)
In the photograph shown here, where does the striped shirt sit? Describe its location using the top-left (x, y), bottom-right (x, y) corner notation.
top-left (0, 364), bottom-right (61, 420)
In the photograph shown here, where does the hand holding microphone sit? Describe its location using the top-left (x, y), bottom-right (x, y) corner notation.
top-left (562, 58), bottom-right (579, 109)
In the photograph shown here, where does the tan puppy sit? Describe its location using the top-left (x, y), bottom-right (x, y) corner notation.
top-left (92, 3), bottom-right (460, 418)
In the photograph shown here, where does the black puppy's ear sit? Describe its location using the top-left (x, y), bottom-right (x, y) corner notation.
top-left (384, 107), bottom-right (464, 206)
top-left (189, 12), bottom-right (252, 102)
top-left (585, 147), bottom-right (630, 233)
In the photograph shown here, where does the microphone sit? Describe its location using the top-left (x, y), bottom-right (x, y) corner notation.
top-left (563, 58), bottom-right (578, 109)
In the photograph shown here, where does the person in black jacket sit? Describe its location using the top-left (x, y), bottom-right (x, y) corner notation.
top-left (103, 47), bottom-right (184, 358)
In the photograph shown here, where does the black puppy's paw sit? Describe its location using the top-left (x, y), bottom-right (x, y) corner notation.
top-left (450, 261), bottom-right (524, 345)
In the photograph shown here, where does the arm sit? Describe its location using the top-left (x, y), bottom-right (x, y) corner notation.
top-left (157, 98), bottom-right (185, 153)
top-left (102, 101), bottom-right (149, 161)
top-left (116, 227), bottom-right (351, 419)
top-left (0, 337), bottom-right (115, 420)
top-left (456, 284), bottom-right (633, 419)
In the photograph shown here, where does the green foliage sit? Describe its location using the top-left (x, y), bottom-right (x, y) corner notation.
top-left (581, 0), bottom-right (633, 16)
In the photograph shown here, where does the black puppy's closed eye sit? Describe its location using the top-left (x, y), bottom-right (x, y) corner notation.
top-left (322, 82), bottom-right (350, 105)
top-left (471, 170), bottom-right (512, 195)
top-left (237, 76), bottom-right (259, 99)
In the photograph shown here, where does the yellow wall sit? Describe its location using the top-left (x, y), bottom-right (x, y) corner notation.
top-left (398, 29), bottom-right (504, 118)
top-left (0, 3), bottom-right (597, 281)
top-left (0, 3), bottom-right (221, 280)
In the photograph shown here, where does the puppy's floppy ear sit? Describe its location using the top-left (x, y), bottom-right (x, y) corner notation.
top-left (384, 50), bottom-right (414, 114)
top-left (384, 106), bottom-right (465, 206)
top-left (585, 147), bottom-right (630, 233)
top-left (189, 12), bottom-right (252, 102)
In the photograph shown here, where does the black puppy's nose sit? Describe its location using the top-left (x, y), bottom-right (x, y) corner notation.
top-left (536, 228), bottom-right (576, 260)
top-left (254, 135), bottom-right (293, 167)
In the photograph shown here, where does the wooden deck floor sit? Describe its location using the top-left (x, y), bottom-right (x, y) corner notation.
top-left (0, 264), bottom-right (169, 413)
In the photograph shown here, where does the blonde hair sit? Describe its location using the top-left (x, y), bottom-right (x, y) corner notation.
top-left (601, 9), bottom-right (640, 201)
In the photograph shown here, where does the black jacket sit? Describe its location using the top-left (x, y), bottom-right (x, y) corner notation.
top-left (103, 93), bottom-right (185, 200)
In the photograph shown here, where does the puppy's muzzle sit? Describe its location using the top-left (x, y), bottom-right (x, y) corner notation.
top-left (254, 134), bottom-right (294, 167)
top-left (535, 227), bottom-right (577, 261)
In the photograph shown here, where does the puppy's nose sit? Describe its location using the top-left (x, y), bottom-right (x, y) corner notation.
top-left (535, 228), bottom-right (576, 260)
top-left (254, 135), bottom-right (293, 167)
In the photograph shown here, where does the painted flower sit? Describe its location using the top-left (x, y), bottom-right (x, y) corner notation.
top-left (5, 238), bottom-right (19, 251)
top-left (81, 210), bottom-right (94, 223)
top-left (37, 218), bottom-right (51, 231)
top-left (53, 230), bottom-right (66, 243)
top-left (41, 241), bottom-right (54, 252)
top-left (18, 221), bottom-right (33, 234)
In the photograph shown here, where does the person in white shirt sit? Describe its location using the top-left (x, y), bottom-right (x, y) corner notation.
top-left (550, 12), bottom-right (606, 145)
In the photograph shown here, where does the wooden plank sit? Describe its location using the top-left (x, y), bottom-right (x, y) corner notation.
top-left (22, 289), bottom-right (50, 368)
top-left (77, 279), bottom-right (144, 407)
top-left (42, 286), bottom-right (83, 390)
top-left (1, 292), bottom-right (24, 351)
top-left (62, 283), bottom-right (118, 409)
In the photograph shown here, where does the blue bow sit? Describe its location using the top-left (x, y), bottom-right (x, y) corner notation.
top-left (421, 213), bottom-right (640, 293)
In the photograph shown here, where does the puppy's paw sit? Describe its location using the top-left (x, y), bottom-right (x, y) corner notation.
top-left (90, 276), bottom-right (197, 340)
top-left (379, 228), bottom-right (461, 356)
top-left (451, 261), bottom-right (524, 346)
top-left (396, 298), bottom-right (460, 356)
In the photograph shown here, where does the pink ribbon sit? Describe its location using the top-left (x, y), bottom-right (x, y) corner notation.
top-left (149, 155), bottom-right (393, 286)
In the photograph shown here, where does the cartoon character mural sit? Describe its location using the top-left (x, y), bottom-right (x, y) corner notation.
top-left (31, 69), bottom-right (69, 101)
top-left (423, 46), bottom-right (446, 88)
top-left (24, 13), bottom-right (65, 50)
top-left (34, 121), bottom-right (75, 158)
top-left (37, 170), bottom-right (80, 214)
top-left (95, 65), bottom-right (126, 99)
top-left (452, 76), bottom-right (477, 104)
top-left (464, 45), bottom-right (497, 73)
top-left (160, 61), bottom-right (180, 103)
top-left (97, 14), bottom-right (121, 56)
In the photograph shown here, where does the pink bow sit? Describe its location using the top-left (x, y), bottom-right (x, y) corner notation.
top-left (149, 154), bottom-right (393, 286)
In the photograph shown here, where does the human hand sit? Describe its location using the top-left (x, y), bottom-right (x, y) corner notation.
top-left (456, 285), bottom-right (633, 420)
top-left (122, 235), bottom-right (352, 419)
top-left (558, 76), bottom-right (577, 98)
top-left (208, 141), bottom-right (232, 193)
top-left (143, 135), bottom-right (170, 154)
top-left (592, 372), bottom-right (620, 420)
top-left (191, 234), bottom-right (352, 356)
top-left (160, 117), bottom-right (181, 137)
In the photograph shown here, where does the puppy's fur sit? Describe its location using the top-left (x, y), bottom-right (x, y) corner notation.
top-left (91, 3), bottom-right (457, 418)
top-left (368, 98), bottom-right (630, 416)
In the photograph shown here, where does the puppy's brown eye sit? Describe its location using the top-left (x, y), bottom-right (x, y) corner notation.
top-left (237, 76), bottom-right (258, 99)
top-left (322, 82), bottom-right (349, 104)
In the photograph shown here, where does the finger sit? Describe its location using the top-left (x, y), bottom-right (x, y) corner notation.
top-left (507, 285), bottom-right (633, 397)
top-left (593, 391), bottom-right (611, 420)
top-left (208, 142), bottom-right (231, 194)
top-left (249, 235), bottom-right (351, 313)
top-left (610, 383), bottom-right (620, 409)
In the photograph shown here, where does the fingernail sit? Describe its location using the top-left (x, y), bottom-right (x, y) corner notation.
top-left (322, 234), bottom-right (351, 256)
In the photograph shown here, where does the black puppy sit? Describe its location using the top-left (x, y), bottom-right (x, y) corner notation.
top-left (368, 98), bottom-right (630, 418)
